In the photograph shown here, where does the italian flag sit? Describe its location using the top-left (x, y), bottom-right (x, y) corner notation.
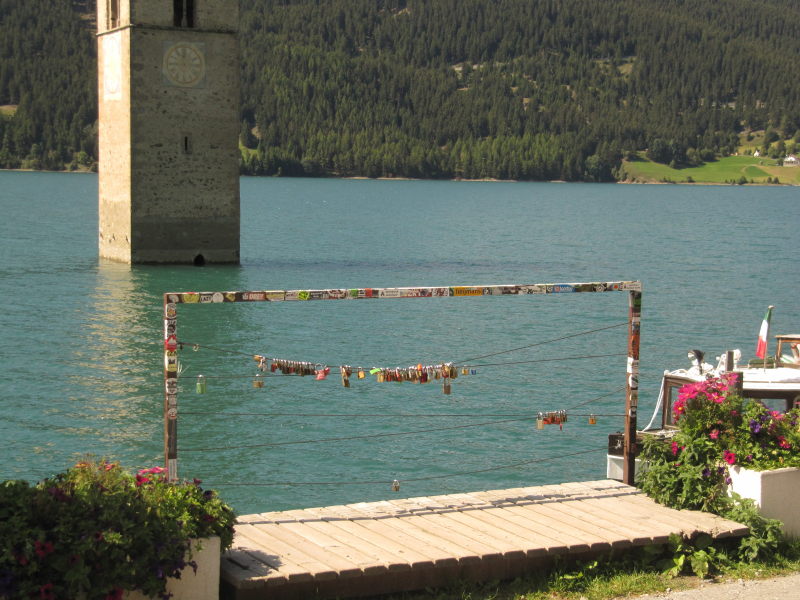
top-left (755, 306), bottom-right (773, 359)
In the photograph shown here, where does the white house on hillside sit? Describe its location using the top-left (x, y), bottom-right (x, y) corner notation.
top-left (784, 155), bottom-right (799, 166)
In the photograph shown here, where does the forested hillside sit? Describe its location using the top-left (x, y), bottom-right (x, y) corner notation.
top-left (0, 1), bottom-right (96, 170)
top-left (3, 0), bottom-right (800, 181)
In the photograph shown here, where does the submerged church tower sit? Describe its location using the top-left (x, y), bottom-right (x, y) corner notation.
top-left (97, 1), bottom-right (240, 264)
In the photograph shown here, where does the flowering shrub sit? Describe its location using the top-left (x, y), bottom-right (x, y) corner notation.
top-left (638, 373), bottom-right (798, 561)
top-left (640, 374), bottom-right (800, 511)
top-left (0, 459), bottom-right (235, 600)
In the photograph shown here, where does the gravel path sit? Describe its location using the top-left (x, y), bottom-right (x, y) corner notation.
top-left (628, 572), bottom-right (800, 599)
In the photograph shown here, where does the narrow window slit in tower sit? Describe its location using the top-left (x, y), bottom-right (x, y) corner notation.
top-left (174, 0), bottom-right (196, 28)
top-left (109, 0), bottom-right (119, 29)
top-left (173, 0), bottom-right (182, 27)
top-left (183, 135), bottom-right (192, 154)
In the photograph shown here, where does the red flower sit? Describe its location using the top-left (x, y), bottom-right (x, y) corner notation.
top-left (135, 473), bottom-right (150, 487)
top-left (671, 441), bottom-right (679, 456)
top-left (39, 583), bottom-right (55, 600)
top-left (723, 450), bottom-right (737, 465)
top-left (34, 540), bottom-right (54, 558)
top-left (104, 587), bottom-right (124, 600)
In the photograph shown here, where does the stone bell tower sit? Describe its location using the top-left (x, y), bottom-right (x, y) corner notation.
top-left (97, 0), bottom-right (240, 264)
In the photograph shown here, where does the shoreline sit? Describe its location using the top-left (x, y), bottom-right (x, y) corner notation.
top-left (2, 167), bottom-right (796, 186)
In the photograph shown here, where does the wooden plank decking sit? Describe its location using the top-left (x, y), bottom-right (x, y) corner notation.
top-left (221, 479), bottom-right (748, 600)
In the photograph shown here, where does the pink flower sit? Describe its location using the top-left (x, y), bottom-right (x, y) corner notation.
top-left (39, 583), bottom-right (55, 600)
top-left (135, 474), bottom-right (150, 487)
top-left (709, 429), bottom-right (720, 440)
top-left (138, 466), bottom-right (166, 476)
top-left (671, 441), bottom-right (679, 456)
top-left (778, 436), bottom-right (791, 450)
top-left (723, 450), bottom-right (737, 465)
top-left (672, 398), bottom-right (687, 421)
top-left (677, 381), bottom-right (703, 402)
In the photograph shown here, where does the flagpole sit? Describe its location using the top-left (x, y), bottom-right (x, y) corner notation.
top-left (763, 305), bottom-right (774, 370)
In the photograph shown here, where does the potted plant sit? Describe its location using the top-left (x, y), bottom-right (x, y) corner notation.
top-left (0, 459), bottom-right (235, 600)
top-left (638, 373), bottom-right (800, 538)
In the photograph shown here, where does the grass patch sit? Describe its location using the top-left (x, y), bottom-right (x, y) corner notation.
top-left (738, 129), bottom-right (766, 155)
top-left (383, 542), bottom-right (800, 600)
top-left (622, 154), bottom-right (800, 185)
top-left (743, 165), bottom-right (769, 179)
top-left (239, 143), bottom-right (258, 159)
top-left (0, 104), bottom-right (18, 116)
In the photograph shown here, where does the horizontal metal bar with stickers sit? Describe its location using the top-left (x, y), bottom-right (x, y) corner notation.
top-left (164, 280), bottom-right (642, 303)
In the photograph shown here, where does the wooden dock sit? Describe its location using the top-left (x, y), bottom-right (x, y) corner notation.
top-left (220, 479), bottom-right (748, 600)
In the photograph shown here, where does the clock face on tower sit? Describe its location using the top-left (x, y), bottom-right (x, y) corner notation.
top-left (162, 42), bottom-right (206, 88)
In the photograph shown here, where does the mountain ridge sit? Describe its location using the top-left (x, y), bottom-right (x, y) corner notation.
top-left (1, 0), bottom-right (799, 181)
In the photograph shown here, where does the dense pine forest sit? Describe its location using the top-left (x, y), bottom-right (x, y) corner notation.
top-left (2, 0), bottom-right (800, 181)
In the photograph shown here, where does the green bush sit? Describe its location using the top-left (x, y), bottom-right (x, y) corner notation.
top-left (0, 459), bottom-right (235, 600)
top-left (637, 373), bottom-right (795, 571)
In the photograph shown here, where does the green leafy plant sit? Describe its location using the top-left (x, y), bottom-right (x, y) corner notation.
top-left (654, 533), bottom-right (728, 579)
top-left (0, 459), bottom-right (235, 600)
top-left (638, 373), bottom-right (793, 573)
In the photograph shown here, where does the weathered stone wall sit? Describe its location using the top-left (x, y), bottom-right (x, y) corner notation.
top-left (98, 0), bottom-right (132, 31)
top-left (131, 0), bottom-right (238, 30)
top-left (98, 28), bottom-right (133, 263)
top-left (97, 1), bottom-right (240, 264)
top-left (129, 26), bottom-right (240, 263)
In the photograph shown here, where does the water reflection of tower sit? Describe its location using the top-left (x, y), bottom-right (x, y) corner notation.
top-left (79, 263), bottom-right (160, 446)
top-left (86, 263), bottom-right (255, 470)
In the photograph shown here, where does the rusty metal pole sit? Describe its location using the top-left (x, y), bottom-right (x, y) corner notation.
top-left (623, 289), bottom-right (642, 486)
top-left (163, 295), bottom-right (179, 481)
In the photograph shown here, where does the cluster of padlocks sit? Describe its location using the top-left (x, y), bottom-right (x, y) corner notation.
top-left (535, 411), bottom-right (598, 430)
top-left (193, 358), bottom-right (477, 395)
top-left (536, 410), bottom-right (568, 429)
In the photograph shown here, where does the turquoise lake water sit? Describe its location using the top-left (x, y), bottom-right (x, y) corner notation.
top-left (0, 171), bottom-right (797, 514)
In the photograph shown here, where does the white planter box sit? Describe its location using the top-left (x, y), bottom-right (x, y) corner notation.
top-left (606, 454), bottom-right (648, 480)
top-left (125, 537), bottom-right (220, 600)
top-left (728, 466), bottom-right (800, 538)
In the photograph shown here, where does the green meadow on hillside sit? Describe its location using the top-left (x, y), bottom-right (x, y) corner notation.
top-left (622, 155), bottom-right (800, 185)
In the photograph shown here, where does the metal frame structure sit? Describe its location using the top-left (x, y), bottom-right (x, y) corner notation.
top-left (162, 280), bottom-right (642, 485)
